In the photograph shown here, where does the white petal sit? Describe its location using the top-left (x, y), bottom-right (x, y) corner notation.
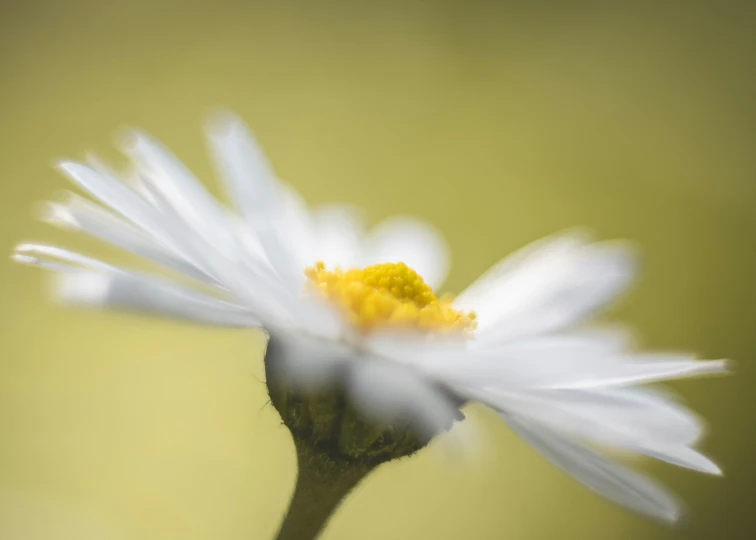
top-left (368, 330), bottom-right (627, 391)
top-left (542, 387), bottom-right (705, 446)
top-left (495, 354), bottom-right (726, 392)
top-left (346, 359), bottom-right (459, 441)
top-left (120, 132), bottom-right (239, 260)
top-left (505, 415), bottom-right (681, 522)
top-left (53, 271), bottom-right (261, 328)
top-left (132, 174), bottom-right (229, 279)
top-left (473, 386), bottom-right (720, 474)
top-left (84, 156), bottom-right (224, 275)
top-left (12, 253), bottom-right (78, 273)
top-left (207, 114), bottom-right (314, 287)
top-left (365, 332), bottom-right (507, 389)
top-left (360, 216), bottom-right (450, 290)
top-left (476, 388), bottom-right (696, 445)
top-left (544, 355), bottom-right (730, 390)
top-left (262, 183), bottom-right (316, 285)
top-left (377, 329), bottom-right (727, 398)
top-left (56, 161), bottom-right (176, 250)
top-left (311, 204), bottom-right (366, 269)
top-left (16, 239), bottom-right (293, 328)
top-left (638, 445), bottom-right (721, 475)
top-left (227, 215), bottom-right (269, 266)
top-left (254, 223), bottom-right (310, 291)
top-left (490, 241), bottom-right (634, 340)
top-left (206, 112), bottom-right (278, 223)
top-left (14, 244), bottom-right (121, 273)
top-left (469, 325), bottom-right (634, 355)
top-left (456, 231), bottom-right (636, 342)
top-left (455, 342), bottom-right (610, 390)
top-left (39, 195), bottom-right (213, 284)
top-left (455, 230), bottom-right (589, 316)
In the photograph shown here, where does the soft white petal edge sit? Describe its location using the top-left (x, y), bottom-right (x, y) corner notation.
top-left (456, 230), bottom-right (637, 344)
top-left (478, 388), bottom-right (721, 475)
top-left (205, 111), bottom-right (278, 223)
top-left (505, 415), bottom-right (682, 522)
top-left (56, 270), bottom-right (260, 328)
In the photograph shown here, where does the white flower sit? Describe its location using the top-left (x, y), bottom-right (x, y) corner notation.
top-left (14, 113), bottom-right (728, 523)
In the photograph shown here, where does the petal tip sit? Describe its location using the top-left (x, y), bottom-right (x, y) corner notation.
top-left (52, 272), bottom-right (112, 306)
top-left (205, 108), bottom-right (245, 133)
top-left (718, 358), bottom-right (735, 374)
top-left (115, 128), bottom-right (149, 153)
top-left (34, 201), bottom-right (76, 229)
top-left (11, 253), bottom-right (34, 266)
top-left (14, 243), bottom-right (35, 254)
top-left (54, 159), bottom-right (80, 174)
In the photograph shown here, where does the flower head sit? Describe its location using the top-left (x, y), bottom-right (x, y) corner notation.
top-left (14, 112), bottom-right (729, 525)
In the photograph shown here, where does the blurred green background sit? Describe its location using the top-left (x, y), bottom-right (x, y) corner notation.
top-left (1, 0), bottom-right (754, 538)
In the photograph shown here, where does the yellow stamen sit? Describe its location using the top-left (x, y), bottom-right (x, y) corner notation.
top-left (305, 261), bottom-right (477, 333)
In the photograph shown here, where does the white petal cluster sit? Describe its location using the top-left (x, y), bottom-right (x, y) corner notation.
top-left (14, 113), bottom-right (728, 522)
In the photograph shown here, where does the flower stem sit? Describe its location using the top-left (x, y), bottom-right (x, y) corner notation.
top-left (274, 437), bottom-right (377, 540)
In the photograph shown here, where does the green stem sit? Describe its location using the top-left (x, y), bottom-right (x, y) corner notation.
top-left (274, 437), bottom-right (377, 540)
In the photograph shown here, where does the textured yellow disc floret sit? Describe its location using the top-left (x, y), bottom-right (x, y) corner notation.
top-left (305, 261), bottom-right (477, 333)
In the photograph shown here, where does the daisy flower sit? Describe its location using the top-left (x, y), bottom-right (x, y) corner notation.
top-left (13, 113), bottom-right (728, 540)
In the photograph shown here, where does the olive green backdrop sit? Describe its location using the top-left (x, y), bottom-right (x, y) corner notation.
top-left (1, 1), bottom-right (753, 539)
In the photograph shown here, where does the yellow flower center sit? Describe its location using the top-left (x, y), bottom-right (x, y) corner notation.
top-left (304, 261), bottom-right (476, 333)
